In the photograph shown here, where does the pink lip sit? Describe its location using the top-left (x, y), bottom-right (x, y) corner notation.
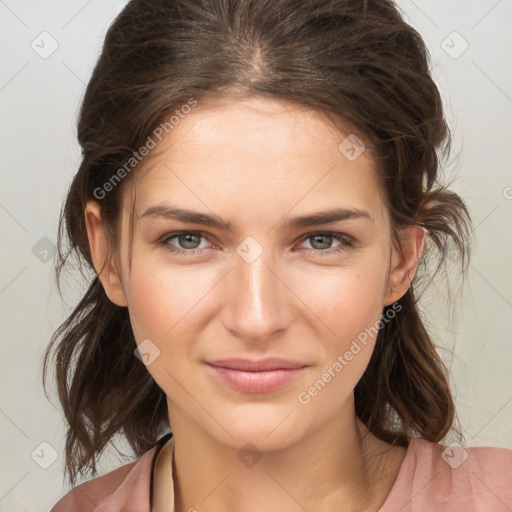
top-left (206, 358), bottom-right (308, 393)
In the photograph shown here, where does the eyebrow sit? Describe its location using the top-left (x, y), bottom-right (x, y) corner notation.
top-left (141, 204), bottom-right (372, 230)
top-left (141, 205), bottom-right (233, 231)
top-left (282, 208), bottom-right (372, 229)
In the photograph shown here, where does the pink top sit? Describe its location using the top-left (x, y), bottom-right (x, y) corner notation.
top-left (50, 434), bottom-right (512, 511)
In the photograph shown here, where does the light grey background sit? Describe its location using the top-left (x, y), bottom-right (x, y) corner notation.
top-left (1, 1), bottom-right (511, 510)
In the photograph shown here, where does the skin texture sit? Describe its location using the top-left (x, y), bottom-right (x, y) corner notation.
top-left (85, 96), bottom-right (426, 512)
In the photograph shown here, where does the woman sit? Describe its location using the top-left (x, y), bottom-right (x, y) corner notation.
top-left (45, 0), bottom-right (512, 511)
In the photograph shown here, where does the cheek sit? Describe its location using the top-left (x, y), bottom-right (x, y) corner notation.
top-left (124, 262), bottom-right (219, 397)
top-left (296, 257), bottom-right (388, 337)
top-left (294, 253), bottom-right (389, 396)
top-left (296, 270), bottom-right (385, 416)
top-left (125, 259), bottom-right (217, 343)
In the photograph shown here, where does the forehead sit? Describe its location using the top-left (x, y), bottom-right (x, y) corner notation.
top-left (127, 96), bottom-right (388, 228)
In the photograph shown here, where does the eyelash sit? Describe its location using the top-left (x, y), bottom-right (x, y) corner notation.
top-left (157, 231), bottom-right (354, 257)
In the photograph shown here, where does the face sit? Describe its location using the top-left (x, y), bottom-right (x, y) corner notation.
top-left (87, 96), bottom-right (420, 452)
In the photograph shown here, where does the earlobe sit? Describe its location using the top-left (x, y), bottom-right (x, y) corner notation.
top-left (383, 225), bottom-right (427, 306)
top-left (84, 201), bottom-right (128, 307)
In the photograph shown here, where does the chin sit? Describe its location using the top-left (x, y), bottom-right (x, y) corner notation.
top-left (206, 402), bottom-right (306, 451)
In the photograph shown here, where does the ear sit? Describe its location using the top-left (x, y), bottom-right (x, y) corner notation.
top-left (84, 200), bottom-right (128, 307)
top-left (383, 225), bottom-right (427, 306)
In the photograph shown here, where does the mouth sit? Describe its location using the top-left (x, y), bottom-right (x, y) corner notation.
top-left (205, 358), bottom-right (308, 394)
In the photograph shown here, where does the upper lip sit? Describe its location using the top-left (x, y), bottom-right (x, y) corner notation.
top-left (206, 358), bottom-right (308, 371)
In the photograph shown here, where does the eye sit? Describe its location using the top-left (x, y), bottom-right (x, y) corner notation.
top-left (157, 231), bottom-right (212, 255)
top-left (156, 230), bottom-right (354, 258)
top-left (296, 232), bottom-right (354, 255)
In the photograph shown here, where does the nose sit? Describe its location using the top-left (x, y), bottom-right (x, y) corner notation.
top-left (222, 244), bottom-right (292, 344)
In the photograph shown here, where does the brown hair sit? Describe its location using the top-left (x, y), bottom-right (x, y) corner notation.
top-left (42, 0), bottom-right (472, 485)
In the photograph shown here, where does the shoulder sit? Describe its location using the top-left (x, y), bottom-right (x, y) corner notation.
top-left (381, 437), bottom-right (512, 512)
top-left (49, 436), bottom-right (169, 512)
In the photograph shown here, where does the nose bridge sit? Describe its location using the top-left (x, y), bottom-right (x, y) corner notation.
top-left (225, 238), bottom-right (288, 342)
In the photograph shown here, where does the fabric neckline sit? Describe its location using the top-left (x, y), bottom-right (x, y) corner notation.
top-left (149, 432), bottom-right (174, 510)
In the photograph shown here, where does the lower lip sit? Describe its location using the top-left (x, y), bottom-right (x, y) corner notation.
top-left (206, 364), bottom-right (307, 393)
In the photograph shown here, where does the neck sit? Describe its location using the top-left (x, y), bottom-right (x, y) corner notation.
top-left (162, 399), bottom-right (404, 512)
